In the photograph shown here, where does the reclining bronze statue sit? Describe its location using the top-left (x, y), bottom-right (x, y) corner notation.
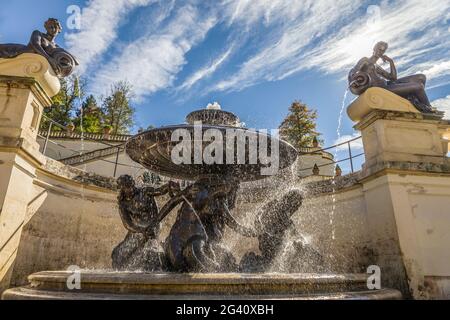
top-left (0, 18), bottom-right (78, 77)
top-left (349, 41), bottom-right (435, 113)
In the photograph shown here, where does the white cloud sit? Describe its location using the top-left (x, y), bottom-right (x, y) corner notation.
top-left (405, 60), bottom-right (450, 80)
top-left (65, 0), bottom-right (155, 74)
top-left (303, 0), bottom-right (449, 73)
top-left (178, 46), bottom-right (234, 91)
top-left (64, 0), bottom-right (450, 100)
top-left (90, 5), bottom-right (217, 99)
top-left (223, 0), bottom-right (305, 27)
top-left (333, 133), bottom-right (363, 152)
top-left (433, 95), bottom-right (450, 119)
top-left (211, 0), bottom-right (450, 93)
top-left (212, 0), bottom-right (361, 92)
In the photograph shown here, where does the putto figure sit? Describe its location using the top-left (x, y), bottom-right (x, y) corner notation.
top-left (0, 18), bottom-right (78, 77)
top-left (111, 175), bottom-right (180, 271)
top-left (157, 178), bottom-right (257, 273)
top-left (349, 41), bottom-right (434, 113)
top-left (112, 174), bottom-right (309, 273)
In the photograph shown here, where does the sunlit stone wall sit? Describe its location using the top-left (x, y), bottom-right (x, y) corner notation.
top-left (9, 162), bottom-right (375, 288)
top-left (9, 154), bottom-right (450, 299)
top-left (9, 159), bottom-right (124, 287)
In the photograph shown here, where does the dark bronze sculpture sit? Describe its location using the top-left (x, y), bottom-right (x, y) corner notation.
top-left (0, 18), bottom-right (78, 77)
top-left (113, 175), bottom-right (306, 273)
top-left (159, 178), bottom-right (257, 272)
top-left (111, 175), bottom-right (180, 271)
top-left (239, 189), bottom-right (304, 272)
top-left (349, 41), bottom-right (434, 113)
top-left (112, 108), bottom-right (316, 273)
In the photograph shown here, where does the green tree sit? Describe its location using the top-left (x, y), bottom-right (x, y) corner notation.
top-left (41, 76), bottom-right (85, 131)
top-left (279, 100), bottom-right (321, 150)
top-left (74, 95), bottom-right (104, 133)
top-left (102, 81), bottom-right (135, 134)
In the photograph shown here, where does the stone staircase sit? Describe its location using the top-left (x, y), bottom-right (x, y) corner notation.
top-left (60, 144), bottom-right (124, 166)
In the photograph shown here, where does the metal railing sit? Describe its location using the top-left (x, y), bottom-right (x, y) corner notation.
top-left (38, 115), bottom-right (138, 177)
top-left (39, 115), bottom-right (365, 177)
top-left (60, 144), bottom-right (131, 177)
top-left (298, 135), bottom-right (364, 174)
top-left (39, 115), bottom-right (123, 155)
top-left (39, 130), bottom-right (130, 142)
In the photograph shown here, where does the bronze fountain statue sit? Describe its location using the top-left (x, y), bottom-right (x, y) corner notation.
top-left (0, 18), bottom-right (405, 299)
top-left (349, 41), bottom-right (435, 113)
top-left (111, 176), bottom-right (181, 271)
top-left (112, 107), bottom-right (312, 273)
top-left (0, 18), bottom-right (78, 77)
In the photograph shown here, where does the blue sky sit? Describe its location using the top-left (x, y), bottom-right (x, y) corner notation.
top-left (1, 0), bottom-right (450, 171)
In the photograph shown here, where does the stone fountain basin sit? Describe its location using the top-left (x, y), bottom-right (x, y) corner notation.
top-left (2, 271), bottom-right (402, 300)
top-left (126, 125), bottom-right (298, 181)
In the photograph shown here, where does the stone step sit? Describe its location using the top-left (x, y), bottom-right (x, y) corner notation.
top-left (2, 271), bottom-right (402, 300)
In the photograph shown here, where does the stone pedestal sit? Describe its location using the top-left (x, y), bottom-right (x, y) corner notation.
top-left (348, 88), bottom-right (449, 175)
top-left (0, 54), bottom-right (59, 292)
top-left (349, 88), bottom-right (450, 299)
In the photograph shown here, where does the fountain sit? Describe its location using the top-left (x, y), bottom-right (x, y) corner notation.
top-left (3, 105), bottom-right (402, 299)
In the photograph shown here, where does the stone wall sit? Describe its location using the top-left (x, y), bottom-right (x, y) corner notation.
top-left (9, 155), bottom-right (450, 299)
top-left (9, 162), bottom-right (376, 288)
top-left (363, 171), bottom-right (450, 299)
top-left (9, 159), bottom-right (124, 287)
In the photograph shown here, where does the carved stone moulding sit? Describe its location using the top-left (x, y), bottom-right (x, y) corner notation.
top-left (347, 87), bottom-right (420, 122)
top-left (0, 53), bottom-right (61, 97)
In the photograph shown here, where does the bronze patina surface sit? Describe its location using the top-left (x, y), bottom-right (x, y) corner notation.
top-left (0, 18), bottom-right (78, 77)
top-left (349, 41), bottom-right (435, 113)
top-left (111, 108), bottom-right (314, 274)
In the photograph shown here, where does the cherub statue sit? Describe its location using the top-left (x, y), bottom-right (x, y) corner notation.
top-left (349, 41), bottom-right (434, 113)
top-left (157, 178), bottom-right (257, 272)
top-left (0, 18), bottom-right (78, 77)
top-left (113, 176), bottom-right (308, 273)
top-left (157, 178), bottom-right (306, 273)
top-left (111, 175), bottom-right (180, 271)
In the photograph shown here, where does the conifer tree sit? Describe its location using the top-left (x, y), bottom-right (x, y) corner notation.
top-left (279, 100), bottom-right (321, 150)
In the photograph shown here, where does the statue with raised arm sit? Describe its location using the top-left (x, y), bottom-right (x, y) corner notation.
top-left (349, 41), bottom-right (434, 113)
top-left (113, 177), bottom-right (308, 273)
top-left (111, 175), bottom-right (180, 271)
top-left (158, 178), bottom-right (257, 273)
top-left (158, 178), bottom-right (306, 273)
top-left (0, 18), bottom-right (78, 77)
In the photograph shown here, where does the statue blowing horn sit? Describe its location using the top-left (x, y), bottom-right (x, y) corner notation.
top-left (348, 70), bottom-right (372, 95)
top-left (51, 48), bottom-right (79, 78)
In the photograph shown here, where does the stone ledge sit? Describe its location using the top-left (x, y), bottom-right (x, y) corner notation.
top-left (303, 172), bottom-right (361, 197)
top-left (347, 87), bottom-right (420, 122)
top-left (360, 160), bottom-right (450, 181)
top-left (0, 75), bottom-right (53, 108)
top-left (0, 137), bottom-right (46, 166)
top-left (42, 158), bottom-right (117, 191)
top-left (354, 109), bottom-right (448, 131)
top-left (0, 54), bottom-right (60, 98)
top-left (2, 271), bottom-right (402, 300)
top-left (300, 159), bottom-right (450, 196)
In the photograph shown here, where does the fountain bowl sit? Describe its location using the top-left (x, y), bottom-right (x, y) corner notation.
top-left (126, 125), bottom-right (298, 182)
